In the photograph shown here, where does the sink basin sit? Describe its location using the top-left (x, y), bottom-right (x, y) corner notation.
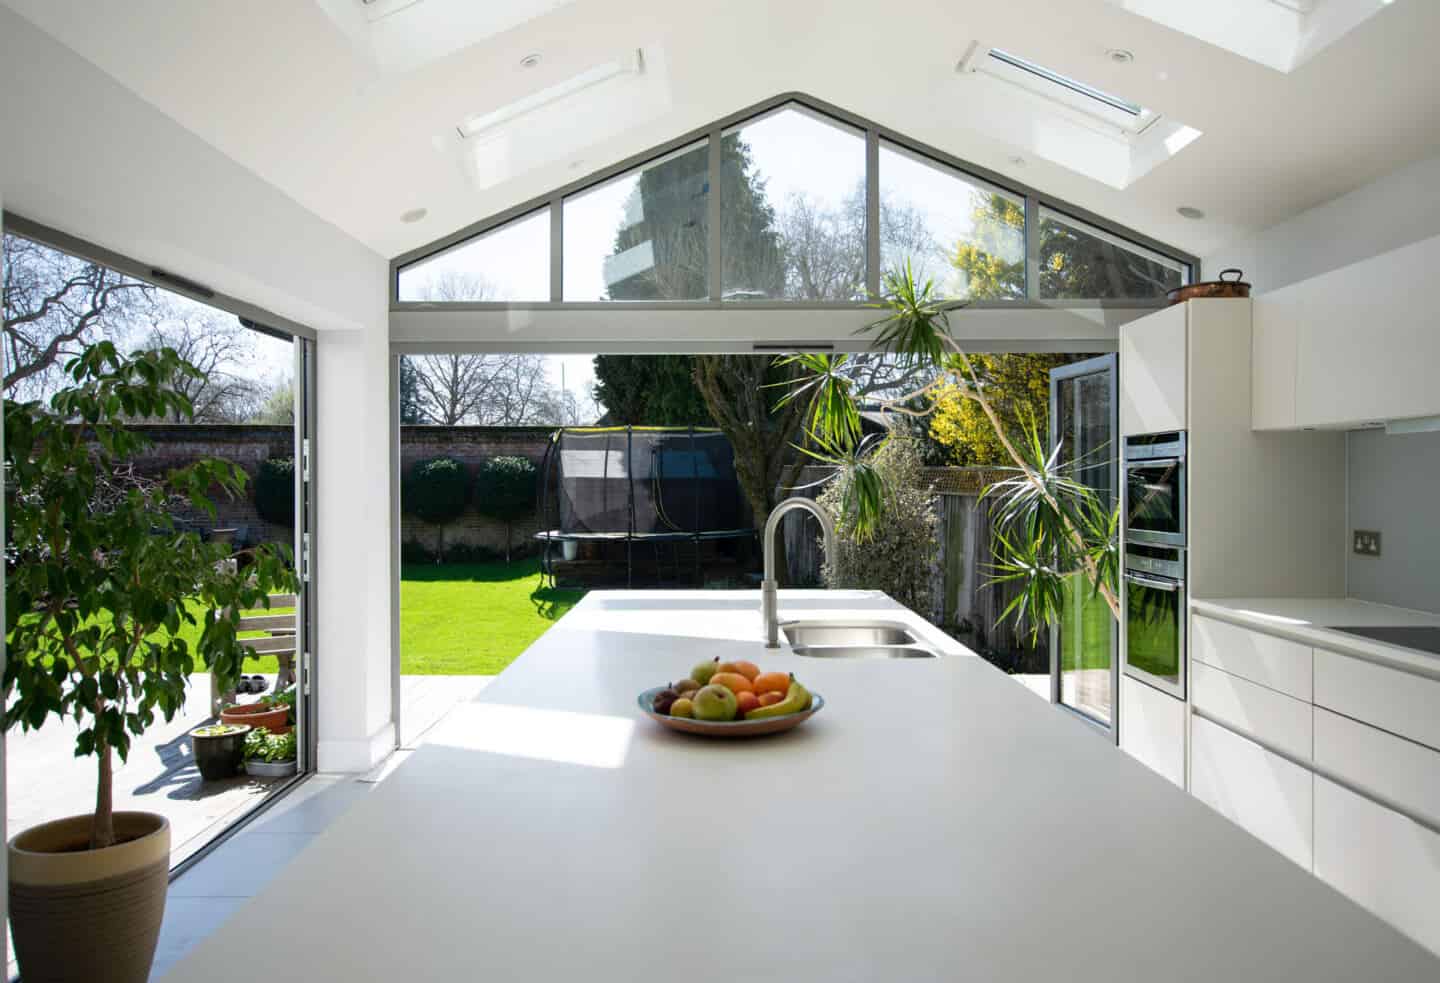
top-left (781, 621), bottom-right (918, 647)
top-left (790, 644), bottom-right (938, 660)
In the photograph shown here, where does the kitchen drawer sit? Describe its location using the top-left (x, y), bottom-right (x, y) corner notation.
top-left (1314, 776), bottom-right (1440, 959)
top-left (1190, 715), bottom-right (1312, 870)
top-left (1314, 707), bottom-right (1440, 829)
top-left (1190, 615), bottom-right (1311, 701)
top-left (1120, 676), bottom-right (1185, 789)
top-left (1191, 660), bottom-right (1312, 762)
top-left (1313, 648), bottom-right (1440, 751)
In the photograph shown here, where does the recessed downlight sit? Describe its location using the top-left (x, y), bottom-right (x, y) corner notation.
top-left (1106, 48), bottom-right (1135, 65)
top-left (400, 207), bottom-right (428, 224)
top-left (1177, 206), bottom-right (1205, 220)
top-left (519, 52), bottom-right (542, 69)
top-left (1008, 154), bottom-right (1026, 167)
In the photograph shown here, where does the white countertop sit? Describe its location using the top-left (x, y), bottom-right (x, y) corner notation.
top-left (162, 590), bottom-right (1437, 981)
top-left (1192, 596), bottom-right (1440, 675)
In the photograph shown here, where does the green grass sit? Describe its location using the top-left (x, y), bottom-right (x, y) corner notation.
top-left (1059, 572), bottom-right (1114, 673)
top-left (400, 557), bottom-right (585, 675)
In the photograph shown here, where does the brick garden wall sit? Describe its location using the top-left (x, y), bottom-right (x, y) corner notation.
top-left (119, 424), bottom-right (557, 558)
top-left (399, 426), bottom-right (552, 557)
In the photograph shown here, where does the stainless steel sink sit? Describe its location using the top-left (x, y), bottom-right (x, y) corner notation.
top-left (790, 644), bottom-right (938, 659)
top-left (781, 621), bottom-right (939, 659)
top-left (781, 621), bottom-right (918, 647)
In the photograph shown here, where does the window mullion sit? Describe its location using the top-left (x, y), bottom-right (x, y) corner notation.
top-left (708, 127), bottom-right (723, 303)
top-left (866, 129), bottom-right (880, 300)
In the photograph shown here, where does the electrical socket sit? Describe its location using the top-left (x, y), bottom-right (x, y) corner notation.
top-left (1353, 530), bottom-right (1382, 557)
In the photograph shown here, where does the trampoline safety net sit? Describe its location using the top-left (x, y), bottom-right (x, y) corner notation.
top-left (536, 427), bottom-right (755, 587)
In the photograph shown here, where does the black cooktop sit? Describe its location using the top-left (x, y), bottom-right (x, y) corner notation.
top-left (1327, 625), bottom-right (1440, 657)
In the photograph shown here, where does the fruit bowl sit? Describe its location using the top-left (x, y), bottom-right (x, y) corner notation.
top-left (637, 686), bottom-right (824, 738)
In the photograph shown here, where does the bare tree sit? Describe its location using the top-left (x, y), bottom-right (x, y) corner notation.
top-left (131, 301), bottom-right (267, 422)
top-left (3, 233), bottom-right (154, 395)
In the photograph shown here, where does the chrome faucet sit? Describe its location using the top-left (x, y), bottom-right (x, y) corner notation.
top-left (761, 496), bottom-right (837, 648)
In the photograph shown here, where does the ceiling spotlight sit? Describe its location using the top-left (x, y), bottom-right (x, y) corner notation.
top-left (1106, 48), bottom-right (1135, 65)
top-left (1008, 155), bottom-right (1026, 167)
top-left (1177, 206), bottom-right (1205, 220)
top-left (519, 52), bottom-right (543, 69)
top-left (400, 208), bottom-right (428, 224)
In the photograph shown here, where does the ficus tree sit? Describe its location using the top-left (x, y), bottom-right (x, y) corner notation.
top-left (780, 263), bottom-right (1120, 640)
top-left (3, 342), bottom-right (296, 850)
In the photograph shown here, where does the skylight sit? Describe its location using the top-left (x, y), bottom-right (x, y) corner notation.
top-left (987, 48), bottom-right (1144, 118)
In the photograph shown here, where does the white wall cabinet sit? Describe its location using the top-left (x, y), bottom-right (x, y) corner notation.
top-left (1191, 715), bottom-right (1313, 870)
top-left (1119, 301), bottom-right (1187, 436)
top-left (1252, 232), bottom-right (1440, 430)
top-left (1121, 676), bottom-right (1186, 788)
top-left (1314, 776), bottom-right (1440, 958)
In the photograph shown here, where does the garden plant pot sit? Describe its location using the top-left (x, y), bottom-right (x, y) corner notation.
top-left (190, 724), bottom-right (251, 780)
top-left (245, 758), bottom-right (298, 778)
top-left (220, 702), bottom-right (290, 734)
top-left (8, 811), bottom-right (170, 983)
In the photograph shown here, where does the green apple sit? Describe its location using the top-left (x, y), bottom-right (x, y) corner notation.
top-left (691, 657), bottom-right (720, 686)
top-left (692, 684), bottom-right (738, 722)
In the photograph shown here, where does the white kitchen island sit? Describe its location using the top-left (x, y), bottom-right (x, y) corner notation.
top-left (161, 590), bottom-right (1438, 981)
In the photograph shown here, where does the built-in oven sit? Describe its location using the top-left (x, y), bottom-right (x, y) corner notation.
top-left (1123, 431), bottom-right (1186, 547)
top-left (1122, 544), bottom-right (1186, 699)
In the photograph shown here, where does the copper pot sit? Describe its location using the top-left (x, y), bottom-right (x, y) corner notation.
top-left (1166, 268), bottom-right (1251, 305)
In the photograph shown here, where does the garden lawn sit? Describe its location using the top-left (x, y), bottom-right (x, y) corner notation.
top-left (401, 557), bottom-right (585, 675)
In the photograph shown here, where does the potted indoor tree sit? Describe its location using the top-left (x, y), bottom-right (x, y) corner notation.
top-left (3, 342), bottom-right (295, 983)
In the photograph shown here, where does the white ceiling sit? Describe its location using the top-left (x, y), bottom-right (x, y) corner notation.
top-left (4, 0), bottom-right (1438, 267)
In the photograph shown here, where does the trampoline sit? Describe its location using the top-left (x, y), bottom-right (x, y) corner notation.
top-left (536, 427), bottom-right (755, 587)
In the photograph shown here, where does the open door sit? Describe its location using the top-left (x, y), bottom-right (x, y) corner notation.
top-left (1049, 355), bottom-right (1119, 736)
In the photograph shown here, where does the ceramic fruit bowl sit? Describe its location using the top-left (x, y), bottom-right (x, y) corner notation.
top-left (637, 686), bottom-right (824, 737)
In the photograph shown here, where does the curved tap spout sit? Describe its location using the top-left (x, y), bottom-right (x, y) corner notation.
top-left (761, 497), bottom-right (837, 648)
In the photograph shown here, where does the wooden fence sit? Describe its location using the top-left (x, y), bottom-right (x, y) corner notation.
top-left (782, 466), bottom-right (1047, 666)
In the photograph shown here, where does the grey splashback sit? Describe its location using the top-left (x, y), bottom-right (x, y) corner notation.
top-left (1347, 428), bottom-right (1440, 614)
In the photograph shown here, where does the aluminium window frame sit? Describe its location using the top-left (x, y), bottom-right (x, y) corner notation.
top-left (1, 212), bottom-right (321, 878)
top-left (390, 91), bottom-right (1199, 313)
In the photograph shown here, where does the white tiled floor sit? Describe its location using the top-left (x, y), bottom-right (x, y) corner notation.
top-left (147, 674), bottom-right (493, 980)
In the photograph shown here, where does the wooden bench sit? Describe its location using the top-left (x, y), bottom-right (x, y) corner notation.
top-left (210, 593), bottom-right (297, 714)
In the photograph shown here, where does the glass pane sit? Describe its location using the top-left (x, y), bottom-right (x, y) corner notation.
top-left (879, 143), bottom-right (1026, 300)
top-left (397, 208), bottom-right (550, 302)
top-left (1126, 583), bottom-right (1180, 682)
top-left (1038, 206), bottom-right (1187, 300)
top-left (720, 105), bottom-right (866, 301)
top-left (563, 141), bottom-right (709, 301)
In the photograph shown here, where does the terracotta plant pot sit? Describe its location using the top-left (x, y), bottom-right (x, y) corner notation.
top-left (191, 723), bottom-right (251, 780)
top-left (220, 702), bottom-right (291, 735)
top-left (8, 811), bottom-right (170, 983)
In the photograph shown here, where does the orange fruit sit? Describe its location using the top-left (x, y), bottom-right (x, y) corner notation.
top-left (752, 672), bottom-right (790, 696)
top-left (735, 691), bottom-right (760, 717)
top-left (757, 691), bottom-right (785, 707)
top-left (715, 660), bottom-right (759, 681)
top-left (709, 672), bottom-right (754, 695)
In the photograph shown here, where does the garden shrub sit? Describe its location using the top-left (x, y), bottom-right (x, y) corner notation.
top-left (403, 457), bottom-right (470, 561)
top-left (254, 456), bottom-right (296, 527)
top-left (816, 437), bottom-right (939, 616)
top-left (473, 456), bottom-right (538, 562)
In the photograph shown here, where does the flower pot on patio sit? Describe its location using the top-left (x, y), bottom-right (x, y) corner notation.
top-left (220, 702), bottom-right (290, 735)
top-left (8, 811), bottom-right (170, 983)
top-left (190, 723), bottom-right (251, 780)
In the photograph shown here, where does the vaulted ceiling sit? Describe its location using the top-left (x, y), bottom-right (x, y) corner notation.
top-left (5, 0), bottom-right (1438, 265)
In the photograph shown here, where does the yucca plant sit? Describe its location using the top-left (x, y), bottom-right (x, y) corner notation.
top-left (780, 261), bottom-right (1120, 635)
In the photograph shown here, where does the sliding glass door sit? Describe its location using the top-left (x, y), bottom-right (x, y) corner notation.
top-left (1049, 355), bottom-right (1118, 731)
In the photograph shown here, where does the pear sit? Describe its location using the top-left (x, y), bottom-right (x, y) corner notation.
top-left (690, 657), bottom-right (721, 686)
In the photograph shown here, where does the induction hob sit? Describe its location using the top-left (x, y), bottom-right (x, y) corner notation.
top-left (1326, 625), bottom-right (1440, 657)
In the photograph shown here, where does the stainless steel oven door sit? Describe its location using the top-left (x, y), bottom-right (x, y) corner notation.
top-left (1124, 456), bottom-right (1186, 547)
top-left (1123, 568), bottom-right (1186, 700)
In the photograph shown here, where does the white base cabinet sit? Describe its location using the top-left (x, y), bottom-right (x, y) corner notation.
top-left (1120, 676), bottom-right (1186, 788)
top-left (1190, 715), bottom-right (1312, 870)
top-left (1314, 776), bottom-right (1440, 958)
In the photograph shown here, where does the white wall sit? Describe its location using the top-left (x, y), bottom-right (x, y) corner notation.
top-left (0, 6), bottom-right (395, 771)
top-left (1203, 153), bottom-right (1440, 294)
top-left (1346, 429), bottom-right (1440, 615)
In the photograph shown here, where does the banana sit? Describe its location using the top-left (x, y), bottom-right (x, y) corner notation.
top-left (744, 675), bottom-right (812, 718)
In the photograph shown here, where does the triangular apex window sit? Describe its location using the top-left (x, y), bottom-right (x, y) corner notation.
top-left (395, 96), bottom-right (1192, 305)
